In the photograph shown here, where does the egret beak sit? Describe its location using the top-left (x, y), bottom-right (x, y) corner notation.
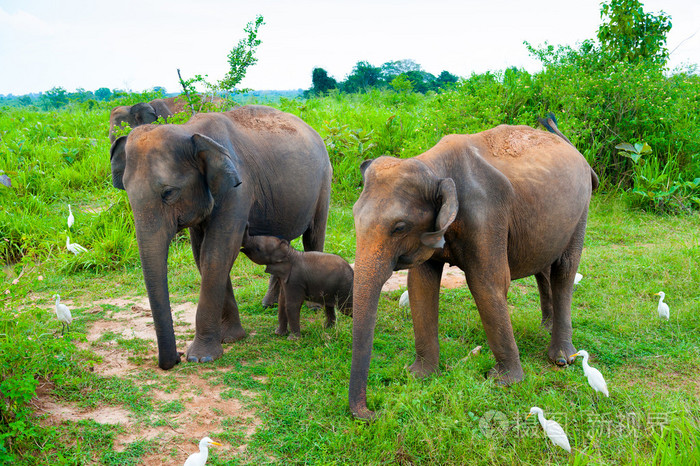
top-left (654, 292), bottom-right (661, 296)
top-left (211, 441), bottom-right (222, 446)
top-left (526, 413), bottom-right (533, 420)
top-left (570, 352), bottom-right (580, 358)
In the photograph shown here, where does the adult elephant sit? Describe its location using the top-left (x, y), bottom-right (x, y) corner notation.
top-left (109, 96), bottom-right (187, 143)
top-left (110, 105), bottom-right (332, 370)
top-left (349, 118), bottom-right (598, 419)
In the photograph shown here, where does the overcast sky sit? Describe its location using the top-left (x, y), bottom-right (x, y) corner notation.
top-left (0, 0), bottom-right (698, 95)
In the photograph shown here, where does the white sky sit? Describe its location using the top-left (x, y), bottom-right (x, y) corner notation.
top-left (0, 0), bottom-right (698, 95)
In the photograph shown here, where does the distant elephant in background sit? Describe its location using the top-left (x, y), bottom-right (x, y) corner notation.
top-left (109, 96), bottom-right (186, 143)
top-left (349, 117), bottom-right (598, 419)
top-left (109, 105), bottom-right (332, 370)
top-left (241, 230), bottom-right (353, 339)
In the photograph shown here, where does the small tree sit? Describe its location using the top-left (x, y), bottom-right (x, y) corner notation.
top-left (311, 68), bottom-right (337, 95)
top-left (597, 0), bottom-right (672, 65)
top-left (39, 87), bottom-right (68, 110)
top-left (178, 15), bottom-right (265, 113)
top-left (95, 87), bottom-right (112, 101)
top-left (342, 61), bottom-right (383, 93)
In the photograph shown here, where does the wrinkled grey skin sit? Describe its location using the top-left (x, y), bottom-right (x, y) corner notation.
top-left (349, 119), bottom-right (598, 419)
top-left (241, 230), bottom-right (353, 339)
top-left (109, 96), bottom-right (186, 143)
top-left (110, 105), bottom-right (332, 370)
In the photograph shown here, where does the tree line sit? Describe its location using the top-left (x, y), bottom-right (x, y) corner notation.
top-left (307, 59), bottom-right (459, 96)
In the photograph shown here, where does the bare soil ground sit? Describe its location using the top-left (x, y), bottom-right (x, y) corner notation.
top-left (31, 266), bottom-right (466, 464)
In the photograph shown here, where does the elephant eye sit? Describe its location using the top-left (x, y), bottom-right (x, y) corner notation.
top-left (161, 187), bottom-right (181, 204)
top-left (391, 221), bottom-right (409, 235)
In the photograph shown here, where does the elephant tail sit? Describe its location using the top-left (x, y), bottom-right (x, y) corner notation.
top-left (590, 167), bottom-right (600, 191)
top-left (538, 112), bottom-right (574, 147)
top-left (539, 113), bottom-right (599, 191)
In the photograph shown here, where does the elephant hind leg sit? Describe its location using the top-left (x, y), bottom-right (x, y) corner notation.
top-left (547, 213), bottom-right (588, 366)
top-left (301, 178), bottom-right (331, 253)
top-left (535, 269), bottom-right (554, 333)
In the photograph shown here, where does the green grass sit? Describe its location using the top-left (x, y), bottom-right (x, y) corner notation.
top-left (1, 101), bottom-right (699, 464)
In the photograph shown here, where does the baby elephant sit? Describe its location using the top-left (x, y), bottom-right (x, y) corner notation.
top-left (241, 232), bottom-right (353, 339)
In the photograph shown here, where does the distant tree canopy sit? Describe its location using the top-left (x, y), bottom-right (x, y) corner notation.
top-left (310, 68), bottom-right (337, 95)
top-left (307, 59), bottom-right (460, 96)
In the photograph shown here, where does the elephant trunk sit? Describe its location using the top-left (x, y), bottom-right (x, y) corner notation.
top-left (134, 220), bottom-right (180, 370)
top-left (349, 245), bottom-right (394, 420)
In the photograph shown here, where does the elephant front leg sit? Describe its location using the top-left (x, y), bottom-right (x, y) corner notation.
top-left (187, 299), bottom-right (224, 363)
top-left (221, 277), bottom-right (246, 343)
top-left (407, 261), bottom-right (444, 378)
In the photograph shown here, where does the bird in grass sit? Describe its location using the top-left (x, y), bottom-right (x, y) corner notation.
top-left (527, 406), bottom-right (571, 453)
top-left (67, 204), bottom-right (74, 229)
top-left (53, 294), bottom-right (72, 335)
top-left (184, 437), bottom-right (222, 466)
top-left (399, 290), bottom-right (410, 308)
top-left (655, 291), bottom-right (669, 320)
top-left (66, 236), bottom-right (87, 255)
top-left (571, 350), bottom-right (609, 400)
top-left (573, 272), bottom-right (583, 291)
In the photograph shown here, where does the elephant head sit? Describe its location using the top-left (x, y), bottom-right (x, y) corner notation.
top-left (241, 233), bottom-right (293, 282)
top-left (110, 125), bottom-right (242, 369)
top-left (349, 156), bottom-right (457, 419)
top-left (108, 97), bottom-right (184, 143)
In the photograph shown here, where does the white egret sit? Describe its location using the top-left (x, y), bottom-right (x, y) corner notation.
top-left (66, 236), bottom-right (87, 255)
top-left (571, 350), bottom-right (609, 399)
top-left (67, 204), bottom-right (74, 229)
top-left (526, 406), bottom-right (571, 453)
top-left (573, 272), bottom-right (583, 291)
top-left (53, 294), bottom-right (72, 335)
top-left (184, 437), bottom-right (222, 466)
top-left (399, 290), bottom-right (410, 308)
top-left (655, 291), bottom-right (669, 320)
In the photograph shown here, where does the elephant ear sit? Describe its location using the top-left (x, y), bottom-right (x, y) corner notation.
top-left (193, 133), bottom-right (242, 198)
top-left (130, 103), bottom-right (158, 125)
top-left (109, 136), bottom-right (127, 190)
top-left (359, 159), bottom-right (375, 184)
top-left (265, 239), bottom-right (293, 283)
top-left (421, 178), bottom-right (458, 249)
top-left (149, 99), bottom-right (173, 121)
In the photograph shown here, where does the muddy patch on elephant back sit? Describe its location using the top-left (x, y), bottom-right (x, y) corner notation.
top-left (32, 296), bottom-right (262, 463)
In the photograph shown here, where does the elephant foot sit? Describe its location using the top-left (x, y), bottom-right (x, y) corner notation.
top-left (408, 357), bottom-right (439, 378)
top-left (540, 317), bottom-right (553, 333)
top-left (186, 338), bottom-right (224, 363)
top-left (350, 404), bottom-right (377, 421)
top-left (548, 341), bottom-right (577, 366)
top-left (221, 325), bottom-right (246, 344)
top-left (323, 319), bottom-right (336, 329)
top-left (487, 361), bottom-right (525, 386)
top-left (262, 298), bottom-right (278, 309)
top-left (287, 332), bottom-right (300, 341)
top-left (274, 326), bottom-right (289, 336)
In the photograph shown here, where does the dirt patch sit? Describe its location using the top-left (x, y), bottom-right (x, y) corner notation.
top-left (381, 265), bottom-right (466, 292)
top-left (33, 296), bottom-right (262, 464)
